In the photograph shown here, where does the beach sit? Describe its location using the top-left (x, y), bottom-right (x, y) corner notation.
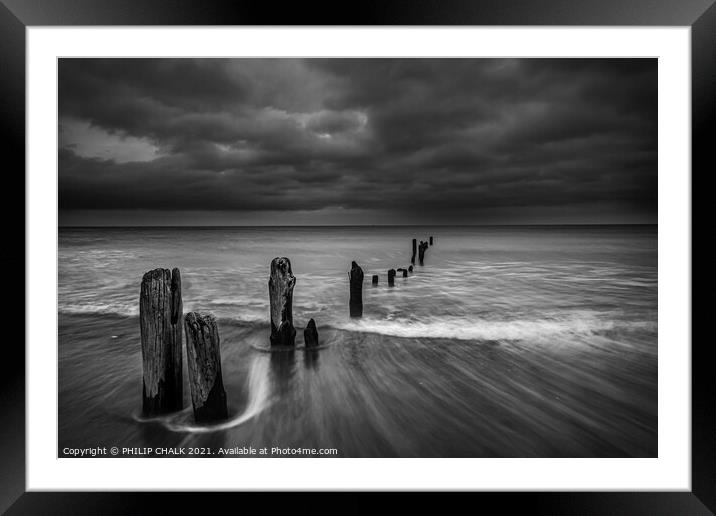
top-left (58, 225), bottom-right (658, 457)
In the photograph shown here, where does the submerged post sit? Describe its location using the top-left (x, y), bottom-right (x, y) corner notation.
top-left (429, 236), bottom-right (433, 246)
top-left (349, 261), bottom-right (364, 318)
top-left (388, 269), bottom-right (396, 287)
top-left (304, 318), bottom-right (319, 348)
top-left (402, 269), bottom-right (408, 278)
top-left (411, 239), bottom-right (417, 265)
top-left (184, 312), bottom-right (228, 422)
top-left (372, 274), bottom-right (379, 286)
top-left (139, 267), bottom-right (183, 416)
top-left (269, 257), bottom-right (297, 346)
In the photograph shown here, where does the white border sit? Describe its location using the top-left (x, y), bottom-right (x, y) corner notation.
top-left (27, 27), bottom-right (691, 491)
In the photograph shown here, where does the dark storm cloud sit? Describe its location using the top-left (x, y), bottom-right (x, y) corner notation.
top-left (58, 58), bottom-right (657, 223)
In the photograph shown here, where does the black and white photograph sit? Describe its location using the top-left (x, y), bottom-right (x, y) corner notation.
top-left (58, 57), bottom-right (658, 458)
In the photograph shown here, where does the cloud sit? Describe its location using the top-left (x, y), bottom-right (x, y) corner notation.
top-left (58, 58), bottom-right (657, 224)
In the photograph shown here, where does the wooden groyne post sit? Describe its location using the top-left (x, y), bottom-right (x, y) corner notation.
top-left (184, 312), bottom-right (228, 422)
top-left (411, 239), bottom-right (417, 265)
top-left (418, 241), bottom-right (427, 265)
top-left (349, 261), bottom-right (364, 318)
top-left (429, 236), bottom-right (433, 246)
top-left (372, 274), bottom-right (379, 286)
top-left (139, 268), bottom-right (183, 416)
top-left (388, 268), bottom-right (396, 287)
top-left (408, 265), bottom-right (413, 273)
top-left (304, 318), bottom-right (319, 348)
top-left (269, 257), bottom-right (297, 346)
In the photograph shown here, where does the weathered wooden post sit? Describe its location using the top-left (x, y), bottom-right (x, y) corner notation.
top-left (349, 261), bottom-right (364, 318)
top-left (388, 268), bottom-right (396, 287)
top-left (139, 267), bottom-right (183, 416)
top-left (402, 269), bottom-right (408, 277)
top-left (269, 257), bottom-right (296, 347)
top-left (372, 274), bottom-right (379, 286)
top-left (419, 241), bottom-right (427, 265)
top-left (411, 239), bottom-right (417, 264)
top-left (429, 236), bottom-right (433, 246)
top-left (304, 318), bottom-right (319, 348)
top-left (184, 312), bottom-right (228, 422)
top-left (408, 265), bottom-right (413, 273)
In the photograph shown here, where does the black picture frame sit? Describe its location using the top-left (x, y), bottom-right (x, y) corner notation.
top-left (2, 1), bottom-right (711, 513)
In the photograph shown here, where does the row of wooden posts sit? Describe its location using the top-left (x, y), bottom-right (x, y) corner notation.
top-left (138, 260), bottom-right (313, 423)
top-left (139, 235), bottom-right (434, 422)
top-left (351, 236), bottom-right (434, 316)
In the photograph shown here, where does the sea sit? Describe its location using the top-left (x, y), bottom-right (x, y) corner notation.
top-left (58, 225), bottom-right (657, 457)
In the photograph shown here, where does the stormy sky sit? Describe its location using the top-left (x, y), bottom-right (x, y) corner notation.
top-left (58, 58), bottom-right (657, 226)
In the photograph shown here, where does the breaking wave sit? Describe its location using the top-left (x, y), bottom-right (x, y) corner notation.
top-left (332, 313), bottom-right (656, 341)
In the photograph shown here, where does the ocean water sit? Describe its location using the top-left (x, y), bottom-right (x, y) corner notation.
top-left (58, 225), bottom-right (657, 457)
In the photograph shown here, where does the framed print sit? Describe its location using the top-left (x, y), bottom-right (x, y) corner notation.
top-left (2, 0), bottom-right (712, 513)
